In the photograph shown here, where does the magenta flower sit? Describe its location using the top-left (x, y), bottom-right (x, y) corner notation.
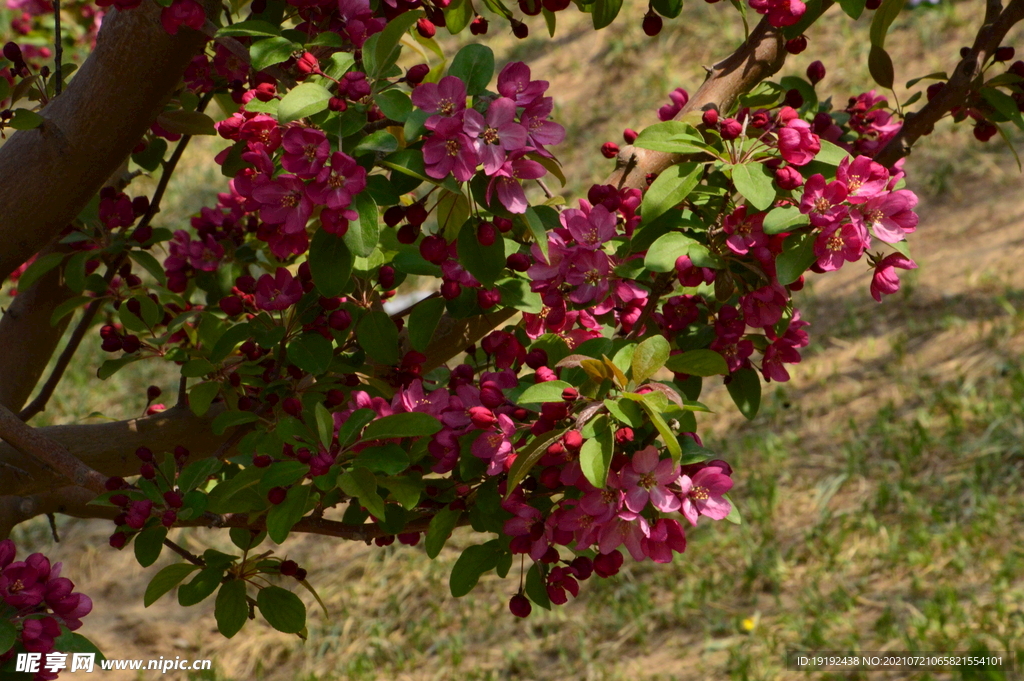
top-left (253, 175), bottom-right (313, 234)
top-left (281, 127), bottom-right (330, 179)
top-left (723, 205), bottom-right (767, 255)
top-left (411, 75), bottom-right (467, 129)
top-left (497, 62), bottom-right (548, 107)
top-left (762, 338), bottom-right (801, 382)
top-left (678, 466), bottom-right (733, 525)
top-left (618, 446), bottom-right (682, 513)
top-left (836, 155), bottom-right (889, 204)
top-left (0, 540), bottom-right (14, 568)
top-left (528, 232), bottom-right (571, 287)
top-left (187, 234), bottom-right (224, 272)
top-left (565, 204), bottom-right (617, 250)
top-left (777, 118), bottom-right (820, 166)
top-left (521, 97), bottom-right (566, 150)
top-left (640, 518), bottom-right (687, 563)
top-left (800, 174), bottom-right (849, 227)
top-left (565, 249), bottom-right (611, 305)
top-left (1, 560), bottom-right (46, 608)
top-left (239, 114), bottom-right (282, 152)
top-left (472, 413), bottom-right (517, 475)
top-left (21, 616), bottom-right (61, 653)
top-left (255, 267), bottom-right (303, 311)
top-left (740, 284), bottom-right (787, 328)
top-left (308, 151), bottom-right (367, 209)
top-left (422, 117), bottom-right (479, 182)
top-left (813, 222), bottom-right (867, 271)
top-left (749, 0), bottom-right (805, 26)
top-left (160, 0), bottom-right (205, 35)
top-left (870, 252), bottom-right (917, 302)
top-left (853, 189), bottom-right (919, 243)
top-left (598, 511), bottom-right (650, 561)
top-left (463, 98), bottom-right (528, 175)
top-left (485, 154), bottom-right (546, 214)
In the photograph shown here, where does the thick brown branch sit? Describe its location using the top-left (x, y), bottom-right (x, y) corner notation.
top-left (0, 486), bottom-right (115, 540)
top-left (0, 0), bottom-right (212, 285)
top-left (874, 0), bottom-right (1024, 167)
top-left (0, 402), bottom-right (109, 493)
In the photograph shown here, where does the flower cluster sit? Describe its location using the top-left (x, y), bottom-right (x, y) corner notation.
top-left (0, 540), bottom-right (93, 681)
top-left (412, 63), bottom-right (565, 213)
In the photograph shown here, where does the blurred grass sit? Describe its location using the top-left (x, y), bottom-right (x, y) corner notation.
top-left (7, 0), bottom-right (1024, 678)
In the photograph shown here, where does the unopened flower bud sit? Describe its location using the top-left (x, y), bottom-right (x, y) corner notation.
top-left (785, 35), bottom-right (807, 54)
top-left (974, 120), bottom-right (997, 142)
top-left (406, 64), bottom-right (430, 85)
top-left (406, 202), bottom-right (428, 226)
top-left (995, 46), bottom-right (1015, 62)
top-left (420, 235), bottom-right (448, 264)
top-left (397, 224), bottom-right (419, 244)
top-left (642, 11), bottom-right (662, 36)
top-left (477, 288), bottom-right (501, 309)
top-left (511, 19), bottom-right (529, 39)
top-left (267, 487), bottom-right (287, 505)
top-left (623, 128), bottom-right (638, 143)
top-left (720, 118), bottom-right (742, 140)
top-left (163, 491), bottom-right (183, 508)
top-left (329, 309), bottom-right (351, 330)
top-left (379, 265), bottom-right (395, 289)
top-left (328, 97), bottom-right (348, 112)
top-left (470, 15), bottom-right (488, 34)
top-left (283, 397), bottom-right (303, 417)
top-left (279, 559), bottom-right (299, 576)
top-left (775, 165), bottom-right (803, 190)
top-left (702, 109), bottom-right (719, 127)
top-left (601, 142), bottom-right (619, 158)
top-left (416, 17), bottom-right (436, 38)
top-left (477, 221), bottom-right (496, 246)
top-left (295, 52), bottom-right (321, 75)
top-left (509, 594), bottom-right (532, 618)
top-left (561, 387), bottom-right (579, 401)
top-left (441, 280), bottom-right (462, 299)
top-left (806, 60), bottom-right (825, 85)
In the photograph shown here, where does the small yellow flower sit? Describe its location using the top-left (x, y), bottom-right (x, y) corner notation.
top-left (741, 617), bottom-right (756, 632)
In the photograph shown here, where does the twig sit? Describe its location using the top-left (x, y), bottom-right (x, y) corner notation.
top-left (625, 272), bottom-right (674, 340)
top-left (536, 178), bottom-right (554, 199)
top-left (52, 0), bottom-right (62, 96)
top-left (162, 537), bottom-right (206, 566)
top-left (0, 402), bottom-right (108, 493)
top-left (177, 376), bottom-right (188, 408)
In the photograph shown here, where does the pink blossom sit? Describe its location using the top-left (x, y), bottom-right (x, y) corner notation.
top-left (813, 222), bottom-right (867, 271)
top-left (641, 518), bottom-right (687, 563)
top-left (565, 204), bottom-right (617, 250)
top-left (618, 446), bottom-right (682, 513)
top-left (485, 154), bottom-right (546, 214)
top-left (762, 338), bottom-right (801, 382)
top-left (520, 97), bottom-right (565, 150)
top-left (21, 616), bottom-right (61, 653)
top-left (749, 0), bottom-right (805, 26)
top-left (740, 284), bottom-right (787, 328)
top-left (799, 173), bottom-right (849, 227)
top-left (870, 252), bottom-right (917, 302)
top-left (723, 205), bottom-right (767, 255)
top-left (598, 511), bottom-right (650, 561)
top-left (657, 88), bottom-right (689, 122)
top-left (308, 151), bottom-right (367, 209)
top-left (186, 234), bottom-right (224, 272)
top-left (463, 98), bottom-right (528, 175)
top-left (497, 62), bottom-right (548, 107)
top-left (777, 118), bottom-right (820, 166)
top-left (281, 127), bottom-right (330, 179)
top-left (422, 117), bottom-right (479, 182)
top-left (853, 189), bottom-right (919, 243)
top-left (239, 114), bottom-right (282, 152)
top-left (472, 413), bottom-right (517, 475)
top-left (253, 175), bottom-right (313, 234)
top-left (255, 267), bottom-right (303, 311)
top-left (836, 155), bottom-right (889, 204)
top-left (411, 76), bottom-right (467, 128)
top-left (678, 466), bottom-right (733, 525)
top-left (160, 0), bottom-right (204, 35)
top-left (565, 249), bottom-right (611, 304)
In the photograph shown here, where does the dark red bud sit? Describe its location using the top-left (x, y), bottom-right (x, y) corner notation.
top-left (477, 221), bottom-right (497, 246)
top-left (441, 280), bottom-right (462, 300)
top-left (406, 64), bottom-right (430, 85)
top-left (720, 118), bottom-right (742, 140)
top-left (561, 387), bottom-right (579, 401)
top-left (109, 532), bottom-right (128, 549)
top-left (623, 128), bottom-right (638, 143)
top-left (268, 487), bottom-right (287, 504)
top-left (702, 109), bottom-right (719, 127)
top-left (601, 142), bottom-right (619, 158)
top-left (329, 309), bottom-right (351, 330)
top-left (328, 97), bottom-right (348, 112)
top-left (105, 476), bottom-right (126, 491)
top-left (506, 253), bottom-right (530, 272)
top-left (642, 11), bottom-right (662, 36)
top-left (397, 224), bottom-right (419, 244)
top-left (283, 397), bottom-right (303, 417)
top-left (806, 60), bottom-right (825, 85)
top-left (163, 491), bottom-right (183, 508)
top-left (785, 35), bottom-right (808, 54)
top-left (419, 235), bottom-right (448, 264)
top-left (470, 15), bottom-right (488, 34)
top-left (296, 52), bottom-right (321, 75)
top-left (135, 446), bottom-right (154, 462)
top-left (406, 202), bottom-right (428, 226)
top-left (511, 20), bottom-right (528, 39)
top-left (253, 454), bottom-right (273, 468)
top-left (995, 46), bottom-right (1015, 62)
top-left (279, 559), bottom-right (299, 576)
top-left (379, 265), bottom-right (396, 290)
top-left (416, 17), bottom-right (436, 38)
top-left (509, 594), bottom-right (532, 618)
top-left (220, 295), bottom-right (244, 316)
top-left (383, 205), bottom-right (406, 226)
top-left (161, 510), bottom-right (177, 527)
top-left (140, 464), bottom-right (156, 479)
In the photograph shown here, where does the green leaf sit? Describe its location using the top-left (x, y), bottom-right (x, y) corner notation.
top-left (521, 207), bottom-right (549, 260)
top-left (505, 428), bottom-right (567, 495)
top-left (288, 333), bottom-right (334, 375)
top-left (631, 335), bottom-right (670, 385)
top-left (726, 367), bottom-right (761, 420)
top-left (813, 140), bottom-right (850, 166)
top-left (308, 229), bottom-right (353, 297)
top-left (8, 108), bottom-right (43, 130)
top-left (652, 0), bottom-right (683, 18)
top-left (178, 458), bottom-right (224, 492)
top-left (356, 309), bottom-right (399, 365)
top-left (375, 89), bottom-right (412, 122)
top-left (775, 231), bottom-right (817, 286)
top-left (373, 10), bottom-right (423, 78)
top-left (257, 586), bottom-right (306, 634)
top-left (50, 295), bottom-right (91, 327)
top-left (905, 71), bottom-right (948, 88)
top-left (97, 355), bottom-right (142, 380)
top-left (189, 378), bottom-right (221, 417)
top-left (525, 562), bottom-right (551, 609)
top-left (322, 52), bottom-right (355, 79)
top-left (211, 323), bottom-right (254, 363)
top-left (641, 162), bottom-right (702, 225)
top-left (868, 44), bottom-right (895, 90)
top-left (211, 410), bottom-right (260, 436)
top-left (763, 205), bottom-right (810, 235)
top-left (665, 349), bottom-right (728, 376)
top-left (497, 277), bottom-right (543, 313)
top-left (723, 493), bottom-right (742, 524)
top-left (16, 252), bottom-right (65, 291)
top-left (450, 542), bottom-right (501, 597)
top-left (731, 163), bottom-right (776, 211)
top-left (981, 87), bottom-right (1024, 132)
top-left (632, 121), bottom-right (705, 153)
top-left (592, 0), bottom-right (623, 29)
top-left (156, 109), bottom-right (217, 136)
top-left (354, 444), bottom-right (410, 475)
top-left (178, 566), bottom-right (225, 607)
top-left (338, 467), bottom-right (386, 519)
top-left (354, 130), bottom-right (399, 155)
top-left (517, 380), bottom-right (572, 405)
top-left (838, 0), bottom-right (865, 19)
top-left (217, 19), bottom-right (281, 37)
top-left (315, 402), bottom-right (333, 449)
top-left (580, 428), bottom-right (614, 489)
top-left (278, 82), bottom-right (333, 124)
top-left (337, 408), bottom-right (376, 447)
top-left (362, 412), bottom-right (443, 440)
top-left (444, 0), bottom-right (473, 34)
top-left (129, 250), bottom-right (168, 285)
top-left (344, 193), bottom-right (380, 257)
top-left (869, 0), bottom-right (906, 48)
top-left (425, 506), bottom-right (463, 558)
top-left (644, 232), bottom-right (722, 272)
top-left (436, 189), bottom-right (471, 240)
top-left (250, 36), bottom-right (299, 71)
top-left (266, 484), bottom-right (310, 544)
top-left (0, 619), bottom-right (16, 656)
top-left (626, 393), bottom-right (682, 463)
top-left (457, 220), bottom-right (506, 286)
top-left (448, 45), bottom-right (494, 96)
top-left (134, 526), bottom-right (167, 568)
top-left (408, 296), bottom-right (446, 352)
top-left (257, 462), bottom-right (309, 496)
top-left (215, 580), bottom-right (249, 638)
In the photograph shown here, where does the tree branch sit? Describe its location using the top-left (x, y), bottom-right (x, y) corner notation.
top-left (874, 0), bottom-right (1024, 167)
top-left (0, 485), bottom-right (115, 540)
top-left (0, 0), bottom-right (213, 285)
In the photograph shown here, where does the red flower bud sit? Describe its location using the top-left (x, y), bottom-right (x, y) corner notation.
top-left (406, 64), bottom-right (430, 85)
top-left (279, 559), bottom-right (299, 576)
top-left (267, 487), bottom-right (287, 505)
top-left (864, 0), bottom-right (880, 8)
top-left (109, 532), bottom-right (128, 550)
top-left (601, 142), bottom-right (620, 158)
top-left (995, 46), bottom-right (1015, 62)
top-left (379, 265), bottom-right (395, 290)
top-left (135, 446), bottom-right (154, 462)
top-left (420, 235), bottom-right (448, 264)
top-left (720, 118), bottom-right (742, 140)
top-left (397, 224), bottom-right (419, 244)
top-left (806, 60), bottom-right (825, 85)
top-left (105, 476), bottom-right (126, 491)
top-left (470, 15), bottom-right (488, 34)
top-left (295, 52), bottom-right (321, 75)
top-left (140, 464), bottom-right (156, 479)
top-left (509, 594), bottom-right (532, 618)
top-left (283, 397), bottom-right (303, 417)
top-left (253, 454), bottom-right (273, 468)
top-left (294, 568), bottom-right (308, 581)
top-left (329, 309), bottom-right (351, 330)
top-left (511, 20), bottom-right (529, 39)
top-left (642, 11), bottom-right (662, 36)
top-left (477, 288), bottom-right (501, 309)
top-left (702, 109), bottom-right (719, 127)
top-left (406, 202), bottom-right (428, 226)
top-left (494, 217), bottom-right (513, 233)
top-left (220, 295), bottom-right (244, 316)
top-left (383, 205), bottom-right (406, 226)
top-left (121, 335), bottom-right (142, 353)
top-left (477, 221), bottom-right (497, 246)
top-left (416, 17), bottom-right (436, 38)
top-left (593, 549), bottom-right (623, 577)
top-left (328, 97), bottom-right (348, 112)
top-left (469, 406), bottom-right (497, 428)
top-left (162, 510), bottom-right (177, 527)
top-left (506, 252), bottom-right (530, 272)
top-left (525, 349), bottom-right (548, 369)
top-left (785, 35), bottom-right (807, 54)
top-left (774, 165), bottom-right (804, 190)
top-left (398, 532), bottom-right (421, 546)
top-left (974, 120), bottom-right (997, 142)
top-left (563, 429), bottom-right (583, 450)
top-left (163, 491), bottom-right (183, 508)
top-left (561, 387), bottom-right (579, 401)
top-left (784, 88), bottom-right (804, 109)
top-left (110, 494), bottom-right (130, 507)
top-left (614, 426), bottom-right (634, 444)
top-left (441, 280), bottom-right (462, 300)
top-left (623, 128), bottom-right (638, 143)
